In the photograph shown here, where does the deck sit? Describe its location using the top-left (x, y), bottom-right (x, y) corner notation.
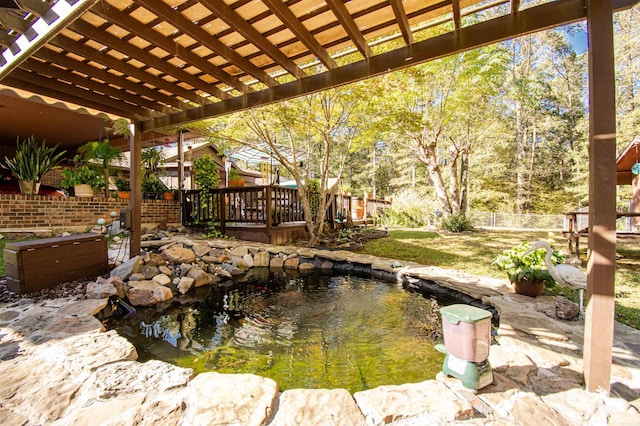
top-left (182, 186), bottom-right (390, 244)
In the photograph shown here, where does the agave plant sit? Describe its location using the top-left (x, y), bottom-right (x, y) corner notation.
top-left (2, 136), bottom-right (66, 194)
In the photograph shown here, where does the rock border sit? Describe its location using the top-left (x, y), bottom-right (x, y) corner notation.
top-left (1, 237), bottom-right (639, 425)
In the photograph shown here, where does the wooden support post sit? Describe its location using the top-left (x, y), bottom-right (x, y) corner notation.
top-left (584, 0), bottom-right (617, 394)
top-left (178, 130), bottom-right (185, 207)
top-left (129, 122), bottom-right (142, 258)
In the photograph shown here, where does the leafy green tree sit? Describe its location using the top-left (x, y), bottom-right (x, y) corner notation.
top-left (199, 86), bottom-right (375, 245)
top-left (376, 45), bottom-right (508, 217)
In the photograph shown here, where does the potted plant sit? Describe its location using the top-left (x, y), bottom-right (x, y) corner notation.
top-left (492, 241), bottom-right (565, 297)
top-left (228, 167), bottom-right (245, 187)
top-left (2, 136), bottom-right (66, 195)
top-left (142, 174), bottom-right (168, 199)
top-left (115, 177), bottom-right (131, 199)
top-left (60, 161), bottom-right (105, 197)
top-left (76, 140), bottom-right (124, 198)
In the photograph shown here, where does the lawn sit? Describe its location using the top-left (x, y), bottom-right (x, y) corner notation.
top-left (360, 228), bottom-right (640, 330)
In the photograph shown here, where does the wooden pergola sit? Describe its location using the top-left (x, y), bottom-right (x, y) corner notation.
top-left (1, 0), bottom-right (638, 393)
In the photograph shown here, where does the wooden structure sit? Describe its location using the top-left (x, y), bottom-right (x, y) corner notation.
top-left (0, 0), bottom-right (637, 394)
top-left (182, 186), bottom-right (388, 243)
top-left (563, 211), bottom-right (640, 257)
top-left (3, 234), bottom-right (108, 294)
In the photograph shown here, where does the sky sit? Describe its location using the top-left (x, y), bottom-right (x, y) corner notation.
top-left (568, 29), bottom-right (588, 54)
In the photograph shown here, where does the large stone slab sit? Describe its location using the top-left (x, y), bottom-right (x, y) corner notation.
top-left (270, 388), bottom-right (365, 426)
top-left (181, 372), bottom-right (278, 426)
top-left (163, 245), bottom-right (196, 264)
top-left (353, 380), bottom-right (474, 425)
top-left (509, 395), bottom-right (573, 426)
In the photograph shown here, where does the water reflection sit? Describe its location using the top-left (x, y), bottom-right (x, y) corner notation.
top-left (112, 270), bottom-right (446, 393)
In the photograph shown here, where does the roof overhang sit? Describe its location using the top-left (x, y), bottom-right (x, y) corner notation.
top-left (0, 0), bottom-right (637, 150)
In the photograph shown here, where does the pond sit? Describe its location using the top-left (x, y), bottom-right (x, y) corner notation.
top-left (111, 269), bottom-right (453, 393)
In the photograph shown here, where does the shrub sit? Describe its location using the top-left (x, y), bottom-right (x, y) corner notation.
top-left (440, 213), bottom-right (474, 233)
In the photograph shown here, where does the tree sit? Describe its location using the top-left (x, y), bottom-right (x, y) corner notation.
top-left (200, 86), bottom-right (375, 245)
top-left (377, 45), bottom-right (508, 217)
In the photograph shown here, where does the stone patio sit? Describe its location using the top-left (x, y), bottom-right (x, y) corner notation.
top-left (1, 237), bottom-right (639, 425)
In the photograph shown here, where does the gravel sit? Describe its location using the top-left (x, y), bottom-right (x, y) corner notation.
top-left (0, 277), bottom-right (93, 304)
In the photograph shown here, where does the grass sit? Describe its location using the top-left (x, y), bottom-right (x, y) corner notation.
top-left (360, 228), bottom-right (640, 330)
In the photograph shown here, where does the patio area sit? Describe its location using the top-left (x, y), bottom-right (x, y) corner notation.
top-left (0, 237), bottom-right (639, 424)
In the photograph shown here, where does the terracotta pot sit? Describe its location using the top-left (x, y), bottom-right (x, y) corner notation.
top-left (74, 184), bottom-right (94, 198)
top-left (119, 191), bottom-right (131, 199)
top-left (229, 179), bottom-right (245, 187)
top-left (164, 191), bottom-right (175, 200)
top-left (513, 279), bottom-right (545, 297)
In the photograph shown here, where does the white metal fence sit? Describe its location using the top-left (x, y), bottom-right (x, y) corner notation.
top-left (470, 210), bottom-right (638, 232)
top-left (470, 212), bottom-right (565, 230)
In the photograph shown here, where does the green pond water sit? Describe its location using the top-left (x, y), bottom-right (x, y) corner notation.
top-left (113, 270), bottom-right (447, 393)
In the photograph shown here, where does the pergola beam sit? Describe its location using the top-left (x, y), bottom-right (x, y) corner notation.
top-left (389, 0), bottom-right (413, 45)
top-left (91, 1), bottom-right (252, 95)
top-left (325, 0), bottom-right (372, 58)
top-left (68, 19), bottom-right (231, 101)
top-left (33, 47), bottom-right (184, 110)
top-left (452, 0), bottom-right (462, 31)
top-left (143, 0), bottom-right (592, 132)
top-left (133, 0), bottom-right (278, 87)
top-left (21, 58), bottom-right (171, 113)
top-left (261, 0), bottom-right (338, 70)
top-left (50, 34), bottom-right (207, 105)
top-left (198, 0), bottom-right (306, 79)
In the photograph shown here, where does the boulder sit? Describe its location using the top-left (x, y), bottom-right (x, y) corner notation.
top-left (139, 265), bottom-right (160, 280)
top-left (158, 265), bottom-right (173, 277)
top-left (126, 281), bottom-right (164, 307)
top-left (242, 254), bottom-right (254, 268)
top-left (354, 380), bottom-right (474, 424)
top-left (110, 256), bottom-right (142, 280)
top-left (152, 274), bottom-right (172, 286)
top-left (284, 257), bottom-right (300, 269)
top-left (163, 246), bottom-right (196, 264)
top-left (253, 251), bottom-right (270, 267)
top-left (187, 266), bottom-right (215, 287)
top-left (86, 281), bottom-right (117, 299)
top-left (229, 246), bottom-right (249, 257)
top-left (177, 277), bottom-right (195, 295)
top-left (191, 244), bottom-right (211, 258)
top-left (556, 296), bottom-right (580, 320)
top-left (270, 257), bottom-right (284, 269)
top-left (320, 261), bottom-right (334, 270)
top-left (270, 388), bottom-right (365, 426)
top-left (153, 286), bottom-right (173, 303)
top-left (212, 266), bottom-right (232, 279)
top-left (299, 263), bottom-right (315, 273)
top-left (144, 252), bottom-right (166, 267)
top-left (181, 373), bottom-right (278, 426)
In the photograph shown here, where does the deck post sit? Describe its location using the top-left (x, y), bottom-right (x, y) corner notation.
top-left (583, 0), bottom-right (617, 394)
top-left (266, 185), bottom-right (273, 235)
top-left (129, 122), bottom-right (142, 258)
top-left (177, 130), bottom-right (185, 207)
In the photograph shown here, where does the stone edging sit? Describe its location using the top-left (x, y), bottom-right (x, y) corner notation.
top-left (1, 237), bottom-right (639, 425)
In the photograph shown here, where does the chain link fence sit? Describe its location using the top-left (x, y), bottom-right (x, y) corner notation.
top-left (470, 212), bottom-right (565, 230)
top-left (470, 210), bottom-right (638, 232)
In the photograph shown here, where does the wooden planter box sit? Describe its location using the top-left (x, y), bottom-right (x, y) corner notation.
top-left (3, 234), bottom-right (108, 294)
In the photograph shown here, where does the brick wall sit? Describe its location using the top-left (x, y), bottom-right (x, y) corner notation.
top-left (0, 194), bottom-right (181, 233)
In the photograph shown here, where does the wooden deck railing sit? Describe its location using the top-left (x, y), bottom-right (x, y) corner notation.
top-left (183, 186), bottom-right (304, 228)
top-left (182, 186), bottom-right (392, 232)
